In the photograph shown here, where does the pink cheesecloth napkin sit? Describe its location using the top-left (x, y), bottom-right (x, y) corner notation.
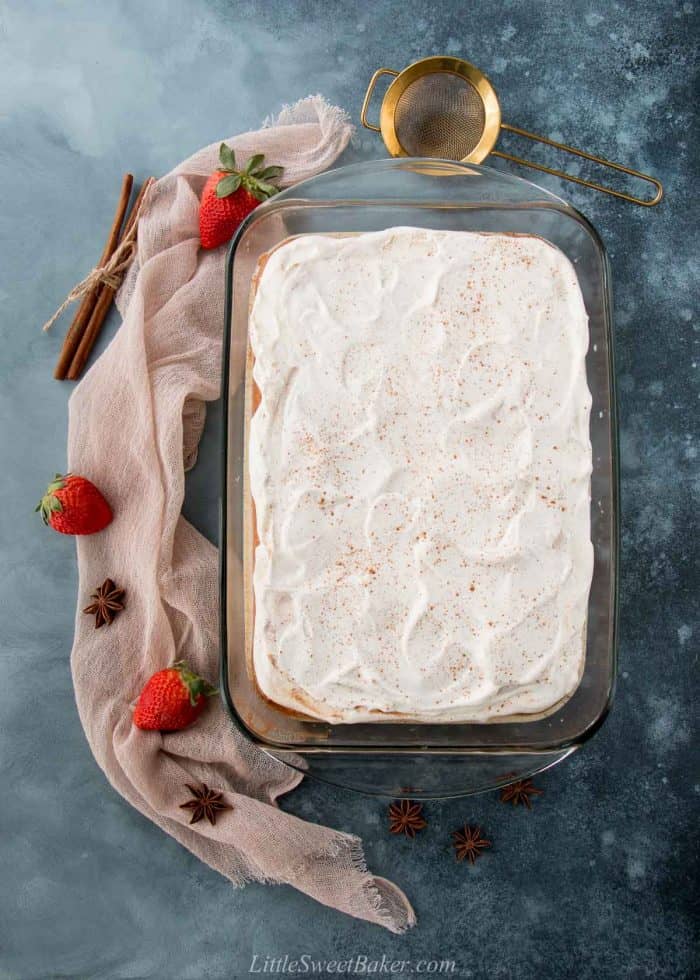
top-left (67, 96), bottom-right (416, 934)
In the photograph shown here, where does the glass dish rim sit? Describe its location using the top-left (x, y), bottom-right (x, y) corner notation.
top-left (218, 158), bottom-right (619, 756)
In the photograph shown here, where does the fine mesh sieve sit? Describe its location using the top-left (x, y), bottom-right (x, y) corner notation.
top-left (394, 72), bottom-right (486, 159)
top-left (361, 56), bottom-right (663, 207)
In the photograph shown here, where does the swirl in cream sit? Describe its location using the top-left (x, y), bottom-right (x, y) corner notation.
top-left (248, 228), bottom-right (593, 722)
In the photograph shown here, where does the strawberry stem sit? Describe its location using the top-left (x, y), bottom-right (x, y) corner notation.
top-left (213, 145), bottom-right (283, 203)
top-left (174, 661), bottom-right (218, 705)
top-left (36, 473), bottom-right (67, 524)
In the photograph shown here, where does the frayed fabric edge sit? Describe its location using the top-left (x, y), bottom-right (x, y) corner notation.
top-left (345, 833), bottom-right (417, 934)
top-left (220, 832), bottom-right (416, 935)
top-left (263, 93), bottom-right (354, 135)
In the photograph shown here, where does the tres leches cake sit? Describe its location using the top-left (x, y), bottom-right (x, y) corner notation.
top-left (246, 228), bottom-right (593, 723)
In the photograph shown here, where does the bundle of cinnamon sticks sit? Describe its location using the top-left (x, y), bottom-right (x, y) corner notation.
top-left (54, 174), bottom-right (155, 381)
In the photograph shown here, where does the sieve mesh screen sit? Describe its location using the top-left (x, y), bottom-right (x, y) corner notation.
top-left (394, 72), bottom-right (486, 159)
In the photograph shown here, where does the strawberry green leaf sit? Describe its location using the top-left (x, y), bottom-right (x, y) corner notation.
top-left (257, 165), bottom-right (284, 180)
top-left (216, 174), bottom-right (241, 198)
top-left (174, 661), bottom-right (218, 706)
top-left (245, 153), bottom-right (265, 175)
top-left (255, 180), bottom-right (281, 197)
top-left (36, 476), bottom-right (65, 525)
top-left (218, 143), bottom-right (237, 172)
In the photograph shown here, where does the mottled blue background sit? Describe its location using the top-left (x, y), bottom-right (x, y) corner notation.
top-left (0, 1), bottom-right (697, 978)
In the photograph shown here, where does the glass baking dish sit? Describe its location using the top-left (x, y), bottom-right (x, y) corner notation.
top-left (220, 159), bottom-right (618, 798)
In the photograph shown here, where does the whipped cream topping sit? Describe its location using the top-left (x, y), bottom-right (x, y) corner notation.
top-left (248, 228), bottom-right (593, 723)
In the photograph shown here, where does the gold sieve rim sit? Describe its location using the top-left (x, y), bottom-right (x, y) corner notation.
top-left (363, 56), bottom-right (501, 164)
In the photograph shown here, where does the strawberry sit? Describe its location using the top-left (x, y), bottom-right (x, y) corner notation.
top-left (36, 473), bottom-right (112, 535)
top-left (133, 661), bottom-right (217, 731)
top-left (199, 143), bottom-right (283, 250)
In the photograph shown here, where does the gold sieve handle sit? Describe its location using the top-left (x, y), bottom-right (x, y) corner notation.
top-left (361, 68), bottom-right (399, 132)
top-left (493, 122), bottom-right (663, 207)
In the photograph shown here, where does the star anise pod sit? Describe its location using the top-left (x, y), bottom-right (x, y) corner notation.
top-left (179, 783), bottom-right (231, 826)
top-left (83, 578), bottom-right (126, 628)
top-left (452, 825), bottom-right (491, 864)
top-left (499, 778), bottom-right (543, 809)
top-left (389, 799), bottom-right (427, 837)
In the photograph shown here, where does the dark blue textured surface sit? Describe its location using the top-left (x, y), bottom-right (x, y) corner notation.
top-left (0, 1), bottom-right (697, 977)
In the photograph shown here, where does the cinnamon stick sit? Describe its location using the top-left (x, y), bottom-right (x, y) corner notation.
top-left (66, 177), bottom-right (154, 381)
top-left (54, 173), bottom-right (133, 379)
